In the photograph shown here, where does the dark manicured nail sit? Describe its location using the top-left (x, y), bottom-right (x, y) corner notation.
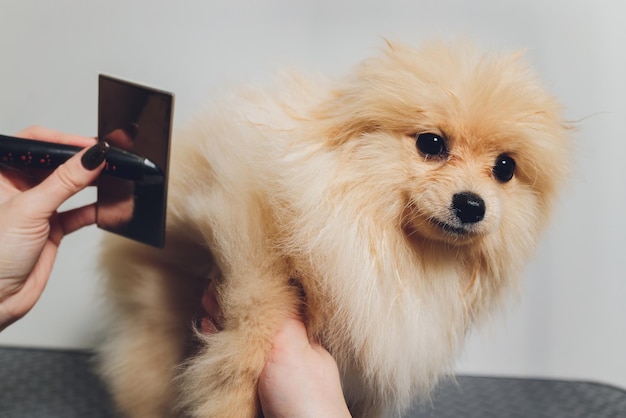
top-left (81, 141), bottom-right (110, 170)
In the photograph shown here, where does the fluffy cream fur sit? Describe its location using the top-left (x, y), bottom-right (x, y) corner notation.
top-left (98, 40), bottom-right (570, 418)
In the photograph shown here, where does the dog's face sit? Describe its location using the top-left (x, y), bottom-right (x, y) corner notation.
top-left (405, 130), bottom-right (516, 246)
top-left (314, 41), bottom-right (570, 249)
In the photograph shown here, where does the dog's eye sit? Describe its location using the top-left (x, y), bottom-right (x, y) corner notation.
top-left (493, 154), bottom-right (516, 183)
top-left (415, 133), bottom-right (447, 158)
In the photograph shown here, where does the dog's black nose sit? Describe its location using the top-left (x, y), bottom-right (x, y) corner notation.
top-left (452, 192), bottom-right (485, 224)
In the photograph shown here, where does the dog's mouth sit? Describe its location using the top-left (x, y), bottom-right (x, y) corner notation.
top-left (403, 202), bottom-right (486, 244)
top-left (429, 218), bottom-right (472, 237)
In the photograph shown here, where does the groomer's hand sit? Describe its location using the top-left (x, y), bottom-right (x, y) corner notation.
top-left (258, 317), bottom-right (352, 418)
top-left (199, 282), bottom-right (352, 418)
top-left (0, 127), bottom-right (108, 331)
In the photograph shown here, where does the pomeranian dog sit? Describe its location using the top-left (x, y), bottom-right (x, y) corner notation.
top-left (98, 40), bottom-right (570, 418)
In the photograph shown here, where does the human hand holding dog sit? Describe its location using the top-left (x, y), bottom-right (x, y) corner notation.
top-left (258, 317), bottom-right (352, 418)
top-left (200, 282), bottom-right (352, 418)
top-left (0, 127), bottom-right (108, 331)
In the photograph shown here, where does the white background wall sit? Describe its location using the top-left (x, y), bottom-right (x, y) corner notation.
top-left (1, 0), bottom-right (625, 390)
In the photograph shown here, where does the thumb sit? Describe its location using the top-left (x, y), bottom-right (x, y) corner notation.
top-left (21, 141), bottom-right (109, 219)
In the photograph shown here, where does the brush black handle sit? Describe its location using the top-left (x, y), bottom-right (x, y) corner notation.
top-left (0, 134), bottom-right (162, 181)
top-left (0, 134), bottom-right (79, 168)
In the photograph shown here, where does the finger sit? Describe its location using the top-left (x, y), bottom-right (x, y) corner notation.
top-left (271, 317), bottom-right (312, 353)
top-left (15, 126), bottom-right (97, 148)
top-left (199, 316), bottom-right (219, 335)
top-left (57, 203), bottom-right (97, 236)
top-left (199, 280), bottom-right (226, 334)
top-left (201, 281), bottom-right (223, 324)
top-left (19, 142), bottom-right (107, 220)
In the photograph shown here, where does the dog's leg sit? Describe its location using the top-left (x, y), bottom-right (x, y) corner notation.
top-left (177, 264), bottom-right (299, 418)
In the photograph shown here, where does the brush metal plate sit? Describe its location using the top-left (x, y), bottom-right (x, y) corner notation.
top-left (96, 75), bottom-right (174, 248)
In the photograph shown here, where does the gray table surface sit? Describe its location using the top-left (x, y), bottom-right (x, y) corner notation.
top-left (1, 346), bottom-right (625, 417)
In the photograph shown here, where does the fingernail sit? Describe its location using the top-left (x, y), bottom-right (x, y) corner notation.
top-left (81, 141), bottom-right (109, 170)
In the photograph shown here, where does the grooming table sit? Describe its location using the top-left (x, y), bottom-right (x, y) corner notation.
top-left (1, 346), bottom-right (625, 417)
